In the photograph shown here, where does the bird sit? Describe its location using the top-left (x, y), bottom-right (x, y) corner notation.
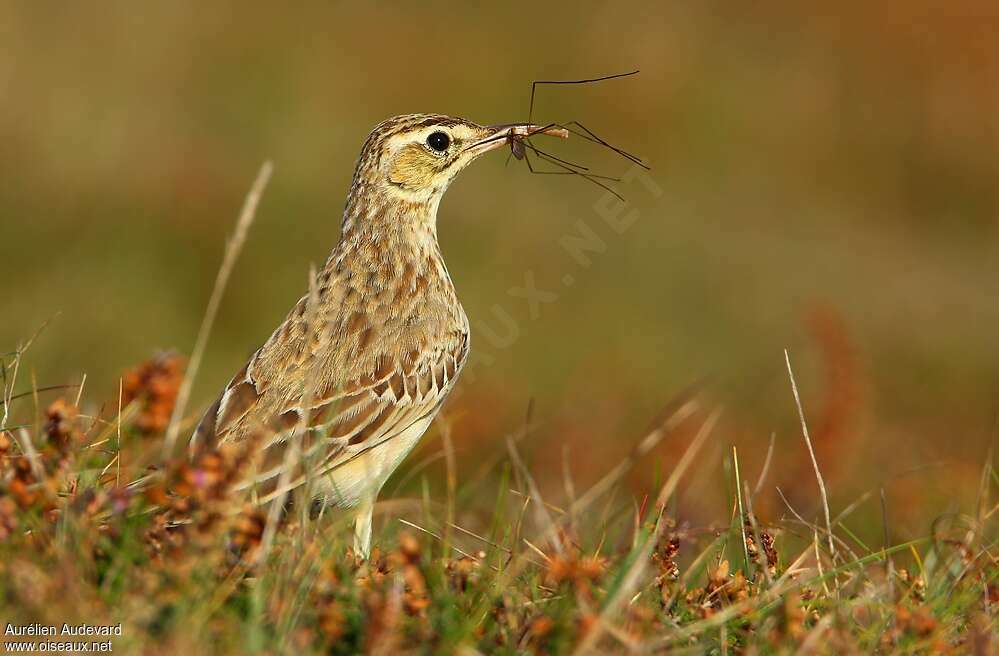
top-left (189, 114), bottom-right (568, 557)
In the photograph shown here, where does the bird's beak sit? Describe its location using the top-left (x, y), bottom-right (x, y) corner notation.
top-left (466, 123), bottom-right (569, 157)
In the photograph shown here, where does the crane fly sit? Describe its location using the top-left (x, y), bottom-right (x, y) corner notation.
top-left (505, 70), bottom-right (650, 200)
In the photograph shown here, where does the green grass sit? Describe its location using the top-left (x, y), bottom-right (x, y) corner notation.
top-left (0, 349), bottom-right (995, 655)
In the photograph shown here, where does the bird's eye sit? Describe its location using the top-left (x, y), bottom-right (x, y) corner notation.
top-left (426, 131), bottom-right (450, 153)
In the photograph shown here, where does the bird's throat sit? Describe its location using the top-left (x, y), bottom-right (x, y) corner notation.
top-left (333, 197), bottom-right (453, 300)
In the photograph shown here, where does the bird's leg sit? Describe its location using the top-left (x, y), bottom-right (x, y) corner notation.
top-left (353, 495), bottom-right (375, 558)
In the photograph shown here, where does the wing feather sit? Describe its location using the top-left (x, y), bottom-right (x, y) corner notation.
top-left (190, 258), bottom-right (470, 503)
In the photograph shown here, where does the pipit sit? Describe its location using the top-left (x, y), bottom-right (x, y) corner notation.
top-left (190, 114), bottom-right (567, 557)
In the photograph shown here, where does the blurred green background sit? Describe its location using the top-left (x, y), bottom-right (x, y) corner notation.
top-left (2, 3), bottom-right (997, 539)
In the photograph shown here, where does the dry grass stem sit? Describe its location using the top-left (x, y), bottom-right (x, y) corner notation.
top-left (163, 160), bottom-right (274, 456)
top-left (572, 407), bottom-right (721, 655)
top-left (784, 348), bottom-right (836, 561)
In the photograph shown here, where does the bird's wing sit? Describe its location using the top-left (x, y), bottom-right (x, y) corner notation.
top-left (190, 289), bottom-right (469, 493)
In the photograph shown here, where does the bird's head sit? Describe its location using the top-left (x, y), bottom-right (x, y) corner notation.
top-left (344, 114), bottom-right (567, 225)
